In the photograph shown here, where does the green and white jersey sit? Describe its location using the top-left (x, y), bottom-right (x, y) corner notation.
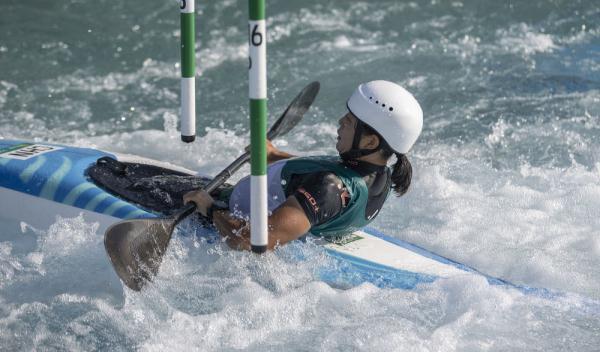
top-left (229, 156), bottom-right (391, 237)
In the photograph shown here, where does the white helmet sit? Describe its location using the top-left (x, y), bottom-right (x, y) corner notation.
top-left (347, 80), bottom-right (423, 154)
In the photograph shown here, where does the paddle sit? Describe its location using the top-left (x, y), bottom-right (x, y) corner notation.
top-left (104, 81), bottom-right (320, 291)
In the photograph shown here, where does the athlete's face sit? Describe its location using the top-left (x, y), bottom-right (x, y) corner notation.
top-left (336, 112), bottom-right (357, 154)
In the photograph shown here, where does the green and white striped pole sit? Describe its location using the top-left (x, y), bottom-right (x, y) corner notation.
top-left (180, 0), bottom-right (196, 143)
top-left (248, 0), bottom-right (268, 253)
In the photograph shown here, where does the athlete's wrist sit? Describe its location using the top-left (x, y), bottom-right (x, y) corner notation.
top-left (206, 200), bottom-right (229, 222)
top-left (268, 149), bottom-right (294, 163)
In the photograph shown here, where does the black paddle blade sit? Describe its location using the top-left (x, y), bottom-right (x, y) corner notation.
top-left (267, 81), bottom-right (320, 140)
top-left (104, 218), bottom-right (175, 291)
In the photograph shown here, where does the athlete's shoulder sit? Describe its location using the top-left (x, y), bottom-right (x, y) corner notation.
top-left (292, 171), bottom-right (346, 226)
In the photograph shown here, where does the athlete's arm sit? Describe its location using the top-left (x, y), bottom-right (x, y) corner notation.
top-left (289, 172), bottom-right (346, 226)
top-left (212, 196), bottom-right (311, 251)
top-left (244, 140), bottom-right (294, 164)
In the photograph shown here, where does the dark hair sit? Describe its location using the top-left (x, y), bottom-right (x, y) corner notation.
top-left (362, 124), bottom-right (413, 197)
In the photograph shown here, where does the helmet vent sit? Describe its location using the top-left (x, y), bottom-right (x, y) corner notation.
top-left (368, 95), bottom-right (392, 111)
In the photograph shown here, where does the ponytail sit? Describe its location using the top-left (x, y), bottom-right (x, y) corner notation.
top-left (359, 123), bottom-right (413, 196)
top-left (391, 153), bottom-right (412, 197)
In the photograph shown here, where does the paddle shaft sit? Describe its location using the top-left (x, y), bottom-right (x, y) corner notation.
top-left (174, 150), bottom-right (250, 223)
top-left (173, 81), bottom-right (320, 225)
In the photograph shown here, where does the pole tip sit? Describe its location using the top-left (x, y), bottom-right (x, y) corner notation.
top-left (251, 245), bottom-right (268, 254)
top-left (181, 135), bottom-right (196, 143)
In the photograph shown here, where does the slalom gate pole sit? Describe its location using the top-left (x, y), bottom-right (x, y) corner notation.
top-left (248, 0), bottom-right (268, 253)
top-left (180, 0), bottom-right (196, 143)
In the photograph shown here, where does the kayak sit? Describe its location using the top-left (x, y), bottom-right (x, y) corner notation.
top-left (0, 139), bottom-right (505, 290)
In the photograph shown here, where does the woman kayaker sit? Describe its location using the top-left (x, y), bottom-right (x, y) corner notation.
top-left (183, 80), bottom-right (423, 250)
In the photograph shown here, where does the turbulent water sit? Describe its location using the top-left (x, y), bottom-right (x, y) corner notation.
top-left (1, 0), bottom-right (599, 350)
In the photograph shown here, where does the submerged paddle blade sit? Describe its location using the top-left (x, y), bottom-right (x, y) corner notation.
top-left (104, 218), bottom-right (175, 291)
top-left (267, 81), bottom-right (320, 140)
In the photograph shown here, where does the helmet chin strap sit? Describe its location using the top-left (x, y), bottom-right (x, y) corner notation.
top-left (340, 119), bottom-right (383, 161)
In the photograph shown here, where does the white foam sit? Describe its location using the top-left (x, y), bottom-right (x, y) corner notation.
top-left (0, 81), bottom-right (17, 110)
top-left (498, 23), bottom-right (559, 55)
top-left (79, 113), bottom-right (249, 180)
top-left (0, 243), bottom-right (23, 289)
top-left (375, 142), bottom-right (600, 299)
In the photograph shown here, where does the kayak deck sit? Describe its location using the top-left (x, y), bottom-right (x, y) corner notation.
top-left (0, 141), bottom-right (151, 221)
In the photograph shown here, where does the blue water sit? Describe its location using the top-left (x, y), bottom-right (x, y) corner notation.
top-left (1, 0), bottom-right (599, 350)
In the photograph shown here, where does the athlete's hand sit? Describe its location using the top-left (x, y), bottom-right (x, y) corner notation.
top-left (265, 140), bottom-right (280, 163)
top-left (183, 190), bottom-right (214, 217)
top-left (245, 139), bottom-right (288, 164)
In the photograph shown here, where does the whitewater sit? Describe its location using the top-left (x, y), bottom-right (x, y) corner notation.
top-left (1, 0), bottom-right (599, 350)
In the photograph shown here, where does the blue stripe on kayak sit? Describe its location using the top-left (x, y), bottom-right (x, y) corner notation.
top-left (19, 155), bottom-right (46, 183)
top-left (73, 187), bottom-right (100, 209)
top-left (123, 208), bottom-right (152, 219)
top-left (323, 248), bottom-right (438, 289)
top-left (84, 193), bottom-right (110, 211)
top-left (39, 156), bottom-right (72, 201)
top-left (94, 197), bottom-right (119, 214)
top-left (69, 186), bottom-right (151, 219)
top-left (364, 227), bottom-right (473, 272)
top-left (361, 228), bottom-right (565, 296)
top-left (63, 183), bottom-right (95, 206)
top-left (104, 200), bottom-right (131, 216)
top-left (113, 206), bottom-right (138, 219)
top-left (363, 227), bottom-right (514, 286)
top-left (328, 247), bottom-right (440, 282)
top-left (53, 155), bottom-right (99, 203)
